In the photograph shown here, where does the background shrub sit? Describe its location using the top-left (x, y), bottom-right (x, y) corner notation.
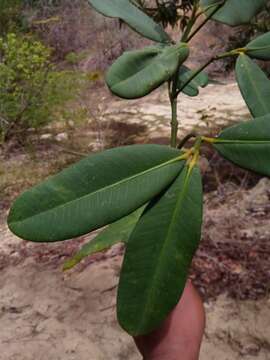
top-left (0, 33), bottom-right (85, 142)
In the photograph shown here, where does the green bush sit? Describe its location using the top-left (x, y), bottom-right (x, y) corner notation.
top-left (0, 33), bottom-right (84, 142)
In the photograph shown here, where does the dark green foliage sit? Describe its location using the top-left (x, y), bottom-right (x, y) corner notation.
top-left (236, 54), bottom-right (270, 117)
top-left (63, 206), bottom-right (146, 271)
top-left (117, 165), bottom-right (202, 335)
top-left (178, 65), bottom-right (209, 97)
top-left (246, 31), bottom-right (270, 60)
top-left (8, 145), bottom-right (184, 242)
top-left (106, 43), bottom-right (189, 99)
top-left (213, 114), bottom-right (270, 177)
top-left (200, 0), bottom-right (267, 26)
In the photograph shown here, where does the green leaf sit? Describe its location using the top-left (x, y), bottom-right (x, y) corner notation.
top-left (213, 114), bottom-right (270, 176)
top-left (8, 145), bottom-right (185, 242)
top-left (191, 70), bottom-right (209, 88)
top-left (63, 206), bottom-right (146, 271)
top-left (200, 0), bottom-right (266, 26)
top-left (88, 0), bottom-right (170, 43)
top-left (236, 54), bottom-right (270, 118)
top-left (178, 65), bottom-right (208, 97)
top-left (246, 32), bottom-right (270, 60)
top-left (117, 164), bottom-right (203, 336)
top-left (106, 43), bottom-right (189, 99)
top-left (181, 83), bottom-right (199, 97)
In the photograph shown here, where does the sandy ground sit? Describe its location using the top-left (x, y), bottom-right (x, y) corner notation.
top-left (0, 228), bottom-right (269, 360)
top-left (1, 82), bottom-right (270, 359)
top-left (102, 81), bottom-right (249, 141)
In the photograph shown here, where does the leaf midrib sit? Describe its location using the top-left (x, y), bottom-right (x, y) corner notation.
top-left (137, 166), bottom-right (192, 333)
top-left (215, 139), bottom-right (270, 144)
top-left (247, 44), bottom-right (270, 53)
top-left (10, 155), bottom-right (183, 225)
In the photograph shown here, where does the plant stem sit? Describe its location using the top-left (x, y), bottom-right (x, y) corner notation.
top-left (56, 145), bottom-right (87, 157)
top-left (187, 0), bottom-right (226, 42)
top-left (181, 1), bottom-right (199, 42)
top-left (176, 58), bottom-right (212, 96)
top-left (177, 132), bottom-right (197, 149)
top-left (171, 48), bottom-right (238, 144)
top-left (168, 1), bottom-right (228, 148)
top-left (170, 96), bottom-right (178, 148)
top-left (176, 50), bottom-right (238, 96)
top-left (169, 59), bottom-right (182, 148)
top-left (169, 1), bottom-right (229, 148)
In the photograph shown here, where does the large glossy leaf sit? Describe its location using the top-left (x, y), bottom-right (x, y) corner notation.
top-left (246, 32), bottom-right (270, 60)
top-left (200, 0), bottom-right (266, 26)
top-left (88, 0), bottom-right (170, 43)
top-left (235, 54), bottom-right (270, 118)
top-left (178, 65), bottom-right (209, 97)
top-left (8, 145), bottom-right (185, 242)
top-left (106, 43), bottom-right (189, 99)
top-left (63, 206), bottom-right (146, 271)
top-left (117, 164), bottom-right (203, 336)
top-left (213, 114), bottom-right (270, 176)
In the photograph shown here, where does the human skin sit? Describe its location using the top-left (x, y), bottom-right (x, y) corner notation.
top-left (134, 281), bottom-right (205, 360)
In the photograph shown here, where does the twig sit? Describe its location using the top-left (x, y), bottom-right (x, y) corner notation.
top-left (101, 284), bottom-right (118, 294)
top-left (177, 132), bottom-right (197, 149)
top-left (56, 145), bottom-right (87, 157)
top-left (99, 304), bottom-right (116, 312)
top-left (187, 0), bottom-right (227, 42)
